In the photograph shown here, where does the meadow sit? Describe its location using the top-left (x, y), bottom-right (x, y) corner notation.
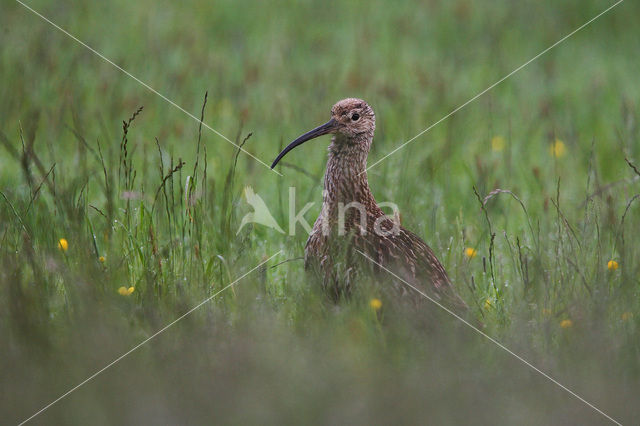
top-left (1, 0), bottom-right (639, 424)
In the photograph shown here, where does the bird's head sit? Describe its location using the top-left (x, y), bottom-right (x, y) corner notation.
top-left (271, 98), bottom-right (375, 168)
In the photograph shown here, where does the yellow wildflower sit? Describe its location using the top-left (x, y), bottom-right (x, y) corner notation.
top-left (560, 319), bottom-right (573, 329)
top-left (621, 312), bottom-right (633, 321)
top-left (549, 139), bottom-right (566, 158)
top-left (57, 238), bottom-right (69, 252)
top-left (118, 286), bottom-right (135, 296)
top-left (607, 260), bottom-right (618, 271)
top-left (370, 298), bottom-right (382, 311)
top-left (464, 247), bottom-right (477, 259)
top-left (484, 298), bottom-right (492, 310)
top-left (491, 136), bottom-right (505, 152)
top-left (99, 256), bottom-right (106, 263)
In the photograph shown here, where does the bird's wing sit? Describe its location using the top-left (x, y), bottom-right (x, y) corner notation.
top-left (359, 217), bottom-right (467, 310)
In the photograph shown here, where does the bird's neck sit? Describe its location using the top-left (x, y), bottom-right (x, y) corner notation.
top-left (323, 133), bottom-right (375, 208)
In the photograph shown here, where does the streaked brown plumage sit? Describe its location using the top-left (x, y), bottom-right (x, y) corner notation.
top-left (272, 98), bottom-right (465, 309)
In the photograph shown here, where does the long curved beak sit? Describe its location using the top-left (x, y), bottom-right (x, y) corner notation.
top-left (271, 118), bottom-right (338, 169)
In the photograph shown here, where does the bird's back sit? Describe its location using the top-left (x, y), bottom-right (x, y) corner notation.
top-left (305, 209), bottom-right (466, 310)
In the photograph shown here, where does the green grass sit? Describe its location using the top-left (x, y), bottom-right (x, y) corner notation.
top-left (1, 0), bottom-right (639, 423)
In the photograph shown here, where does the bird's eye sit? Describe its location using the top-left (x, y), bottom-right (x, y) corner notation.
top-left (351, 113), bottom-right (360, 121)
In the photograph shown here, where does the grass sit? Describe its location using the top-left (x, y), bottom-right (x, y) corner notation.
top-left (1, 0), bottom-right (639, 423)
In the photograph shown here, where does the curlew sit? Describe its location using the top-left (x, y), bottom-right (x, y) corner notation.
top-left (272, 98), bottom-right (465, 309)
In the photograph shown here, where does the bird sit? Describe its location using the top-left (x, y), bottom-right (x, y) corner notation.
top-left (271, 98), bottom-right (466, 309)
